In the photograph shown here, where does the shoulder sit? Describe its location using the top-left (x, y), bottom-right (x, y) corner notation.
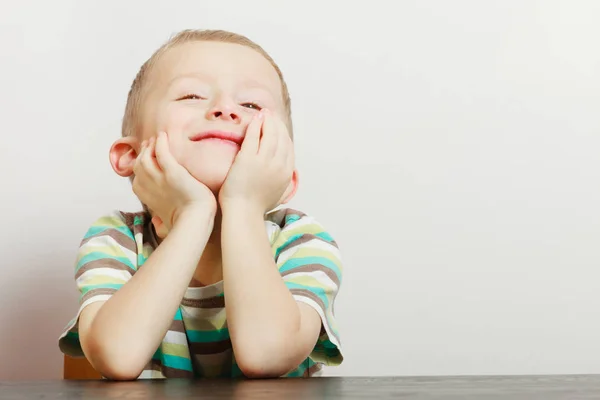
top-left (76, 210), bottom-right (150, 269)
top-left (266, 208), bottom-right (337, 242)
top-left (266, 207), bottom-right (341, 261)
top-left (80, 210), bottom-right (148, 243)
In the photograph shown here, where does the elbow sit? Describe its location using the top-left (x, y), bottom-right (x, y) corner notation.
top-left (234, 337), bottom-right (297, 379)
top-left (99, 362), bottom-right (144, 381)
top-left (83, 337), bottom-right (145, 381)
top-left (237, 358), bottom-right (288, 379)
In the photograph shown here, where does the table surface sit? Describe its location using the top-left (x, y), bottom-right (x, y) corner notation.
top-left (3, 375), bottom-right (600, 399)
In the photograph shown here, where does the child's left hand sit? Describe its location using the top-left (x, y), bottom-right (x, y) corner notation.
top-left (219, 109), bottom-right (295, 215)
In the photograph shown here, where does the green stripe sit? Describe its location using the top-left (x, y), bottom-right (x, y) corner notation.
top-left (76, 252), bottom-right (135, 272)
top-left (173, 308), bottom-right (183, 321)
top-left (284, 214), bottom-right (301, 224)
top-left (186, 328), bottom-right (230, 343)
top-left (84, 225), bottom-right (134, 240)
top-left (155, 354), bottom-right (193, 372)
top-left (315, 232), bottom-right (334, 242)
top-left (80, 283), bottom-right (123, 296)
top-left (285, 282), bottom-right (329, 308)
top-left (274, 233), bottom-right (303, 258)
top-left (279, 256), bottom-right (341, 281)
top-left (137, 254), bottom-right (147, 266)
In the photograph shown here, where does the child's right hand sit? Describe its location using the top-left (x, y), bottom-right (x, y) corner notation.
top-left (132, 131), bottom-right (217, 237)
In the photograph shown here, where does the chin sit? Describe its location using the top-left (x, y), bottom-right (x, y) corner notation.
top-left (187, 165), bottom-right (230, 194)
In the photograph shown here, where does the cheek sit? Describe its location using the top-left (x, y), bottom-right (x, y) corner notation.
top-left (154, 106), bottom-right (196, 158)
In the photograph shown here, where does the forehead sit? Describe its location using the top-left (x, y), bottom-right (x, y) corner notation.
top-left (152, 41), bottom-right (283, 97)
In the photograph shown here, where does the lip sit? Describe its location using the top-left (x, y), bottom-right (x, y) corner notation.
top-left (189, 130), bottom-right (243, 146)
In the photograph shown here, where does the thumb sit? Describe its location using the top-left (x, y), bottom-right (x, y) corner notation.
top-left (151, 216), bottom-right (169, 239)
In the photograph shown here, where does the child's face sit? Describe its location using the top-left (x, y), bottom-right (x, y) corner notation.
top-left (138, 41), bottom-right (287, 192)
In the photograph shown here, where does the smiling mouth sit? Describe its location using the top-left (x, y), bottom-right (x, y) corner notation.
top-left (189, 131), bottom-right (243, 146)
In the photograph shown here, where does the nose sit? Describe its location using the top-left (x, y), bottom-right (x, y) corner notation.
top-left (206, 96), bottom-right (241, 123)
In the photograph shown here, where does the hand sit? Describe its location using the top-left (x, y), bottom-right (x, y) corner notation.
top-left (219, 109), bottom-right (295, 215)
top-left (132, 131), bottom-right (217, 237)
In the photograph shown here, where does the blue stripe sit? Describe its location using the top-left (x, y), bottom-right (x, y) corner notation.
top-left (278, 256), bottom-right (341, 281)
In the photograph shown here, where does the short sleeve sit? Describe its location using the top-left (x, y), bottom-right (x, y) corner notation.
top-left (58, 212), bottom-right (140, 357)
top-left (272, 210), bottom-right (344, 366)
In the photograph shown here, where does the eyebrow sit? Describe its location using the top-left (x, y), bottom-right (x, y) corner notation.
top-left (167, 74), bottom-right (278, 98)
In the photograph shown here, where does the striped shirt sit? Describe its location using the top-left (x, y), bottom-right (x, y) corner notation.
top-left (58, 208), bottom-right (343, 378)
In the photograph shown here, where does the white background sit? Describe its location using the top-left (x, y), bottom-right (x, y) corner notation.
top-left (1, 0), bottom-right (599, 380)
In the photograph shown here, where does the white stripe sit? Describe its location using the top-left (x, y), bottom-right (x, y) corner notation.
top-left (164, 330), bottom-right (188, 345)
top-left (80, 294), bottom-right (112, 311)
top-left (280, 215), bottom-right (317, 232)
top-left (293, 296), bottom-right (341, 350)
top-left (80, 235), bottom-right (137, 267)
top-left (264, 221), bottom-right (279, 241)
top-left (181, 305), bottom-right (225, 319)
top-left (76, 267), bottom-right (132, 286)
top-left (138, 369), bottom-right (166, 379)
top-left (283, 270), bottom-right (339, 293)
top-left (277, 238), bottom-right (342, 265)
top-left (185, 282), bottom-right (225, 299)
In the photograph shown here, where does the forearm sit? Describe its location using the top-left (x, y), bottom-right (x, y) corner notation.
top-left (84, 209), bottom-right (214, 378)
top-left (221, 205), bottom-right (308, 376)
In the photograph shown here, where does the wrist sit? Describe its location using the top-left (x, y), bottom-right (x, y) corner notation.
top-left (173, 205), bottom-right (215, 230)
top-left (221, 200), bottom-right (265, 220)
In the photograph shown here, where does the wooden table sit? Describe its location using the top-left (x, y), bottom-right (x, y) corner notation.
top-left (2, 375), bottom-right (600, 399)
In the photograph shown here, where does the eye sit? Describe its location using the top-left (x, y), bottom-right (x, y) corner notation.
top-left (177, 94), bottom-right (204, 101)
top-left (241, 102), bottom-right (262, 110)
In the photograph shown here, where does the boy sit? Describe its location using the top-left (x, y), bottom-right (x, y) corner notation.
top-left (58, 29), bottom-right (343, 380)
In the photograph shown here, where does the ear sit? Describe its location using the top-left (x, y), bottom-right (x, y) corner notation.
top-left (280, 169), bottom-right (299, 205)
top-left (109, 136), bottom-right (139, 177)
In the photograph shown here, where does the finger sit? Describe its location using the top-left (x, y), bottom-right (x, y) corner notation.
top-left (258, 110), bottom-right (279, 158)
top-left (151, 216), bottom-right (168, 238)
top-left (240, 112), bottom-right (262, 155)
top-left (273, 115), bottom-right (292, 164)
top-left (141, 136), bottom-right (161, 181)
top-left (155, 131), bottom-right (181, 175)
top-left (133, 140), bottom-right (148, 175)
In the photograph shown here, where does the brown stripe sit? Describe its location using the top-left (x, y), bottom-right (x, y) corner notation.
top-left (80, 229), bottom-right (137, 254)
top-left (181, 296), bottom-right (225, 309)
top-left (147, 359), bottom-right (194, 378)
top-left (267, 208), bottom-right (307, 227)
top-left (81, 288), bottom-right (117, 305)
top-left (280, 263), bottom-right (340, 287)
top-left (76, 258), bottom-right (136, 280)
top-left (170, 319), bottom-right (185, 333)
top-left (306, 363), bottom-right (323, 377)
top-left (190, 339), bottom-right (232, 355)
top-left (290, 288), bottom-right (341, 346)
top-left (144, 217), bottom-right (160, 250)
top-left (277, 234), bottom-right (338, 256)
top-left (119, 211), bottom-right (147, 230)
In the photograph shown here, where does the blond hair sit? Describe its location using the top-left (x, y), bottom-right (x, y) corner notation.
top-left (121, 29), bottom-right (293, 139)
